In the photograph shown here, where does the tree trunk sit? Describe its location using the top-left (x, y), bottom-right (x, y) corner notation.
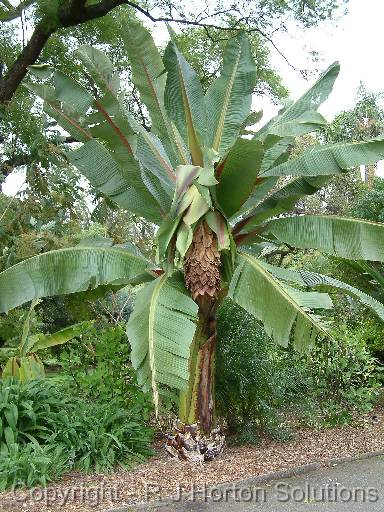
top-left (365, 164), bottom-right (376, 189)
top-left (179, 305), bottom-right (217, 433)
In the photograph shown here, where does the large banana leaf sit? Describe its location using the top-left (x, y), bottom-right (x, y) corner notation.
top-left (0, 247), bottom-right (151, 313)
top-left (127, 272), bottom-right (198, 413)
top-left (163, 39), bottom-right (206, 165)
top-left (261, 261), bottom-right (384, 321)
top-left (76, 45), bottom-right (120, 96)
top-left (256, 62), bottom-right (340, 140)
top-left (67, 139), bottom-right (163, 222)
top-left (216, 139), bottom-right (263, 218)
top-left (53, 70), bottom-right (93, 114)
top-left (25, 83), bottom-right (93, 143)
top-left (229, 253), bottom-right (330, 349)
top-left (205, 32), bottom-right (256, 155)
top-left (266, 215), bottom-right (384, 262)
top-left (262, 138), bottom-right (384, 177)
top-left (122, 20), bottom-right (187, 166)
top-left (28, 70), bottom-right (163, 223)
top-left (236, 175), bottom-right (331, 232)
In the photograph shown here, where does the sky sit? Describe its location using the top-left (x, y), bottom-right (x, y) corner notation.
top-left (3, 0), bottom-right (384, 195)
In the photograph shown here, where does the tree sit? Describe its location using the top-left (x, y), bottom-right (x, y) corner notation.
top-left (1, 24), bottom-right (384, 452)
top-left (0, 0), bottom-right (348, 104)
top-left (324, 86), bottom-right (384, 188)
top-left (1, 5), bottom-right (289, 200)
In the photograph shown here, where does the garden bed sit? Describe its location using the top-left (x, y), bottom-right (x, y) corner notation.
top-left (1, 409), bottom-right (383, 512)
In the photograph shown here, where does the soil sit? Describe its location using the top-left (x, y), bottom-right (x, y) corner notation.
top-left (1, 410), bottom-right (383, 512)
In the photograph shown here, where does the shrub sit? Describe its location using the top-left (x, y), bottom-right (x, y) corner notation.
top-left (216, 299), bottom-right (297, 444)
top-left (216, 299), bottom-right (382, 439)
top-left (0, 378), bottom-right (153, 489)
top-left (59, 324), bottom-right (153, 416)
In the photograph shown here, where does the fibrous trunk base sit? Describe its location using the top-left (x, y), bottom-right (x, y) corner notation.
top-left (165, 420), bottom-right (225, 462)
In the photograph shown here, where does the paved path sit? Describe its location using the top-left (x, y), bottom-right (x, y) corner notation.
top-left (121, 455), bottom-right (384, 512)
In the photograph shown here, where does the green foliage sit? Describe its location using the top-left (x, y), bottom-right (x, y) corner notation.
top-left (303, 327), bottom-right (382, 425)
top-left (0, 378), bottom-right (153, 490)
top-left (0, 443), bottom-right (67, 491)
top-left (59, 324), bottom-right (153, 414)
top-left (324, 87), bottom-right (384, 143)
top-left (352, 177), bottom-right (384, 223)
top-left (216, 299), bottom-right (297, 443)
top-left (216, 299), bottom-right (382, 440)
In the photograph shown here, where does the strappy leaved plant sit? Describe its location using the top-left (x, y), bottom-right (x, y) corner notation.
top-left (1, 21), bottom-right (384, 434)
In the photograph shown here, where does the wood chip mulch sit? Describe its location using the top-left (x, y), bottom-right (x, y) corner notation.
top-left (1, 410), bottom-right (383, 512)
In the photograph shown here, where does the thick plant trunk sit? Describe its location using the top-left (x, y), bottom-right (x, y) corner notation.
top-left (179, 306), bottom-right (217, 432)
top-left (181, 220), bottom-right (221, 433)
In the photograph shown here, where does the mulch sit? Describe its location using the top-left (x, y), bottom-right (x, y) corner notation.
top-left (1, 409), bottom-right (383, 512)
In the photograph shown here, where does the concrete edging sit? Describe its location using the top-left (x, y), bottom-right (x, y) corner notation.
top-left (108, 449), bottom-right (384, 511)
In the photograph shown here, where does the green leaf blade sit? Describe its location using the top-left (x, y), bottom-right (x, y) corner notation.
top-left (206, 32), bottom-right (256, 155)
top-left (0, 247), bottom-right (150, 313)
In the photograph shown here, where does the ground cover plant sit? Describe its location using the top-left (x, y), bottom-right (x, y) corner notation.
top-left (0, 377), bottom-right (153, 490)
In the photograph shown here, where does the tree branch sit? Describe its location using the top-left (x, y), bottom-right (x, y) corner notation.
top-left (0, 0), bottom-right (300, 105)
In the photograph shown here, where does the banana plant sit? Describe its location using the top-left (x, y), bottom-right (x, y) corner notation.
top-left (1, 21), bottom-right (384, 434)
top-left (1, 299), bottom-right (92, 381)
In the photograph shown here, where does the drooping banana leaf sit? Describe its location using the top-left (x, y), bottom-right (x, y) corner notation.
top-left (262, 138), bottom-right (384, 177)
top-left (205, 32), bottom-right (256, 155)
top-left (229, 253), bottom-right (331, 350)
top-left (127, 272), bottom-right (198, 414)
top-left (282, 285), bottom-right (333, 310)
top-left (261, 261), bottom-right (384, 321)
top-left (265, 215), bottom-right (384, 262)
top-left (0, 247), bottom-right (151, 313)
top-left (26, 321), bottom-right (93, 354)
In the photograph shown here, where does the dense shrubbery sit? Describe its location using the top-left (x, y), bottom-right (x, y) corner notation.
top-left (216, 299), bottom-right (299, 444)
top-left (0, 377), bottom-right (153, 490)
top-left (216, 299), bottom-right (382, 443)
top-left (59, 324), bottom-right (153, 414)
